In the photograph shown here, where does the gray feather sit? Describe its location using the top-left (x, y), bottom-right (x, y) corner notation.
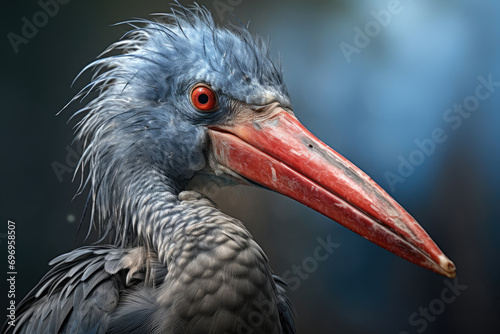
top-left (3, 4), bottom-right (297, 334)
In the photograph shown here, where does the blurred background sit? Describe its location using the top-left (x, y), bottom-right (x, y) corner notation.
top-left (1, 0), bottom-right (499, 333)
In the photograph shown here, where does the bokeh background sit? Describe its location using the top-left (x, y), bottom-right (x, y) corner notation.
top-left (2, 0), bottom-right (499, 333)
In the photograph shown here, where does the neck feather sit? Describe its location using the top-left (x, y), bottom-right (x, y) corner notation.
top-left (87, 163), bottom-right (181, 248)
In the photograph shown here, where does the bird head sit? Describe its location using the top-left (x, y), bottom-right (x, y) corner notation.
top-left (73, 4), bottom-right (455, 277)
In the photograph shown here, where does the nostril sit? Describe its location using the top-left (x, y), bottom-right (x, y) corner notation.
top-left (308, 144), bottom-right (313, 149)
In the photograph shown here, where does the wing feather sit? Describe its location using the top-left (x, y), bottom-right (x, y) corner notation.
top-left (1, 246), bottom-right (136, 334)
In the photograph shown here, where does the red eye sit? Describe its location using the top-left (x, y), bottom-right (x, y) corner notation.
top-left (190, 84), bottom-right (218, 112)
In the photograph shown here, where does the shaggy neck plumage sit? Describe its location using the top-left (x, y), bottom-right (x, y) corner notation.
top-left (69, 4), bottom-right (289, 260)
top-left (76, 101), bottom-right (209, 253)
top-left (88, 160), bottom-right (183, 251)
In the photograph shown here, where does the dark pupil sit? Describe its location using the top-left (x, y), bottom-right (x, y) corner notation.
top-left (198, 94), bottom-right (209, 104)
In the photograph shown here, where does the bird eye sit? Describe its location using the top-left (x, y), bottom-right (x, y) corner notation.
top-left (190, 84), bottom-right (218, 112)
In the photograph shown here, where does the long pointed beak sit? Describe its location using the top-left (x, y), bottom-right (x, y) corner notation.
top-left (208, 106), bottom-right (456, 278)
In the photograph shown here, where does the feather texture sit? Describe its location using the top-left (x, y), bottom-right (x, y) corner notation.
top-left (3, 4), bottom-right (296, 333)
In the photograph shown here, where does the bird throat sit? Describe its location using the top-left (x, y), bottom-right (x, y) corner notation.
top-left (147, 191), bottom-right (284, 333)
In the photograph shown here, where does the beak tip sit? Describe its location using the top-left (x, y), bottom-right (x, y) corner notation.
top-left (438, 254), bottom-right (456, 278)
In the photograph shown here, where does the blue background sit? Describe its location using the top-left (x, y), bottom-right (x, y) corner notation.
top-left (1, 0), bottom-right (499, 333)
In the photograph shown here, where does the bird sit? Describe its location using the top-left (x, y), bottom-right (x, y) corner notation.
top-left (3, 4), bottom-right (456, 334)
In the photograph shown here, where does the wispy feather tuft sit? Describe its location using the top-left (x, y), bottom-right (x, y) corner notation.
top-left (64, 4), bottom-right (290, 246)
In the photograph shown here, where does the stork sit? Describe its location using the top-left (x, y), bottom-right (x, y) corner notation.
top-left (4, 4), bottom-right (456, 334)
